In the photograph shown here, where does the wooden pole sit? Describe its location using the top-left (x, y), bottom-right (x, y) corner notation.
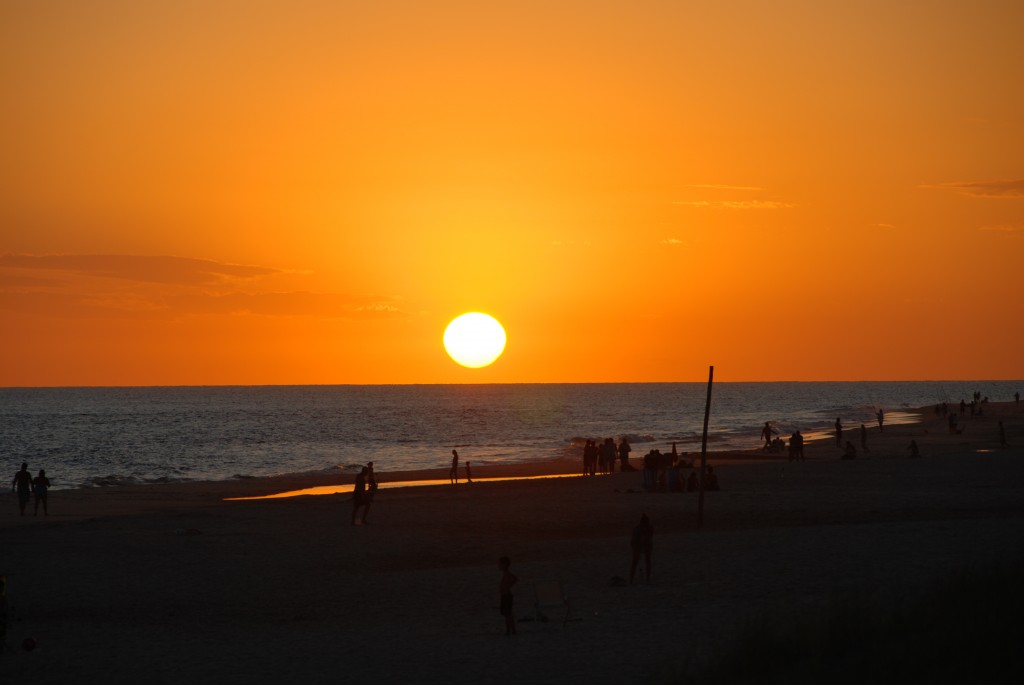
top-left (697, 365), bottom-right (714, 528)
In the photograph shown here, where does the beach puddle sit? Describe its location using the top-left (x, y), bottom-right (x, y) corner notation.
top-left (225, 473), bottom-right (581, 501)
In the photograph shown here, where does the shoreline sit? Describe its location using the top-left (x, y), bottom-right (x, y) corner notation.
top-left (3, 401), bottom-right (1018, 526)
top-left (9, 382), bottom-right (1020, 493)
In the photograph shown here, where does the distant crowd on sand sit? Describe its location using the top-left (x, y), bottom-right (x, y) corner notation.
top-left (578, 438), bottom-right (720, 493)
top-left (759, 390), bottom-right (1017, 461)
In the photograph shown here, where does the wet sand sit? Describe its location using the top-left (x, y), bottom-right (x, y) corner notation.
top-left (2, 401), bottom-right (1022, 683)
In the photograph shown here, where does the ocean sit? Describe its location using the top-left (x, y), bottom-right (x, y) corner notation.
top-left (1, 381), bottom-right (1019, 489)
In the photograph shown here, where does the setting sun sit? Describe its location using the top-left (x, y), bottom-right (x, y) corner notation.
top-left (443, 313), bottom-right (507, 368)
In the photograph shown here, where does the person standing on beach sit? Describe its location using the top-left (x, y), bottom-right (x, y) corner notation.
top-left (352, 466), bottom-right (371, 525)
top-left (617, 437), bottom-right (632, 471)
top-left (834, 418), bottom-right (843, 448)
top-left (465, 461), bottom-right (473, 483)
top-left (794, 431), bottom-right (805, 461)
top-left (630, 513), bottom-right (654, 584)
top-left (11, 463), bottom-right (32, 516)
top-left (583, 440), bottom-right (597, 476)
top-left (1015, 392), bottom-right (1020, 406)
top-left (32, 469), bottom-right (51, 516)
top-left (367, 462), bottom-right (378, 494)
top-left (601, 438), bottom-right (617, 474)
top-left (449, 450), bottom-right (459, 485)
top-left (498, 556), bottom-right (517, 636)
top-left (876, 409), bottom-right (885, 432)
top-left (761, 422), bottom-right (776, 450)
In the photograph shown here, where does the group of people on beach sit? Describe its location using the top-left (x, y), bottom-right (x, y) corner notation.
top-left (639, 445), bottom-right (719, 493)
top-left (448, 449), bottom-right (473, 484)
top-left (581, 437), bottom-right (632, 475)
top-left (577, 438), bottom-right (721, 493)
top-left (10, 463), bottom-right (50, 517)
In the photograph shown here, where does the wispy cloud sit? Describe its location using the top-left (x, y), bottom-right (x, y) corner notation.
top-left (920, 180), bottom-right (1024, 198)
top-left (661, 238), bottom-right (683, 246)
top-left (978, 224), bottom-right (1024, 234)
top-left (672, 200), bottom-right (796, 210)
top-left (0, 286), bottom-right (411, 321)
top-left (685, 184), bottom-right (764, 191)
top-left (0, 253), bottom-right (411, 320)
top-left (0, 254), bottom-right (280, 285)
top-left (872, 223), bottom-right (896, 229)
top-left (168, 292), bottom-right (410, 319)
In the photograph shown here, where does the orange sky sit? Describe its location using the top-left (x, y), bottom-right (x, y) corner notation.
top-left (2, 0), bottom-right (1022, 386)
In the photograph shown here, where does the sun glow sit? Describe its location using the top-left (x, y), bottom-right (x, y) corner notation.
top-left (443, 313), bottom-right (507, 368)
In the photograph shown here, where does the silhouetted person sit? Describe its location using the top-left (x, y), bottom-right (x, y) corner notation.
top-left (834, 418), bottom-right (843, 447)
top-left (842, 441), bottom-right (857, 460)
top-left (618, 437), bottom-right (633, 471)
top-left (908, 440), bottom-right (920, 458)
top-left (876, 409), bottom-right (884, 432)
top-left (449, 449), bottom-right (459, 485)
top-left (999, 421), bottom-right (1007, 449)
top-left (367, 461), bottom-right (378, 495)
top-left (1014, 391), bottom-right (1019, 405)
top-left (11, 463), bottom-right (32, 516)
top-left (601, 437), bottom-right (617, 474)
top-left (960, 399), bottom-right (966, 415)
top-left (630, 514), bottom-right (653, 584)
top-left (32, 469), bottom-right (50, 516)
top-left (761, 422), bottom-right (776, 450)
top-left (498, 556), bottom-right (517, 635)
top-left (585, 440), bottom-right (599, 476)
top-left (465, 461), bottom-right (473, 483)
top-left (793, 431), bottom-right (805, 461)
top-left (706, 466), bottom-right (720, 491)
top-left (352, 466), bottom-right (371, 525)
top-left (667, 461), bottom-right (683, 492)
top-left (860, 424), bottom-right (869, 453)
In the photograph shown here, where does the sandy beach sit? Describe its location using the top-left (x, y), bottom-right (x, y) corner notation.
top-left (2, 402), bottom-right (1023, 684)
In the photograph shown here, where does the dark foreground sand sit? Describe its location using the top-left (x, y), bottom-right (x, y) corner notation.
top-left (2, 403), bottom-right (1023, 684)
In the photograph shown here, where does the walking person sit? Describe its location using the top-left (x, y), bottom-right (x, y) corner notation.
top-left (834, 418), bottom-right (843, 448)
top-left (11, 463), bottom-right (32, 516)
top-left (876, 409), bottom-right (885, 432)
top-left (32, 469), bottom-right (51, 516)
